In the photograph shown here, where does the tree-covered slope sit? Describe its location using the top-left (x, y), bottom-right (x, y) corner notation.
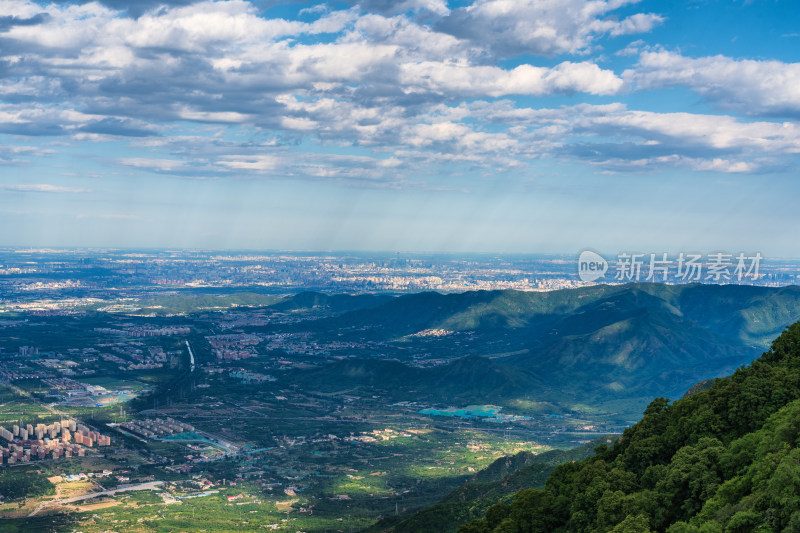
top-left (454, 321), bottom-right (800, 533)
top-left (292, 354), bottom-right (543, 402)
top-left (269, 291), bottom-right (395, 313)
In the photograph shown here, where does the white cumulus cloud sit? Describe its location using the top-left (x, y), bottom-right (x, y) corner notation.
top-left (626, 50), bottom-right (800, 117)
top-left (434, 0), bottom-right (663, 58)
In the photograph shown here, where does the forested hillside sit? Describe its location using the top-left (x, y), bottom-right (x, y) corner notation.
top-left (454, 321), bottom-right (800, 532)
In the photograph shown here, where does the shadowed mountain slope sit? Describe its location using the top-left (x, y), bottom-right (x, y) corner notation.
top-left (289, 284), bottom-right (800, 418)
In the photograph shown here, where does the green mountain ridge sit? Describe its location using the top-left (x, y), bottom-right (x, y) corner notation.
top-left (306, 284), bottom-right (800, 348)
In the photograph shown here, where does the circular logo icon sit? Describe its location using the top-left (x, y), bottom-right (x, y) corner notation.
top-left (578, 250), bottom-right (608, 282)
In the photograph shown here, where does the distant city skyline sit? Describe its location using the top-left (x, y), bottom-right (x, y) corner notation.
top-left (1, 0), bottom-right (799, 254)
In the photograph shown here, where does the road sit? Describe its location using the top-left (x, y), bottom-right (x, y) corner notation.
top-left (27, 481), bottom-right (164, 517)
top-left (59, 481), bottom-right (164, 504)
top-left (185, 340), bottom-right (196, 372)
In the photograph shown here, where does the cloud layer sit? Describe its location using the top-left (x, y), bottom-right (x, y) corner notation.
top-left (0, 0), bottom-right (798, 187)
top-left (435, 0), bottom-right (663, 58)
top-left (626, 50), bottom-right (800, 117)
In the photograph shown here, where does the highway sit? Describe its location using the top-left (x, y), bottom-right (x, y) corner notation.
top-left (59, 481), bottom-right (164, 504)
top-left (185, 340), bottom-right (196, 372)
top-left (27, 481), bottom-right (164, 516)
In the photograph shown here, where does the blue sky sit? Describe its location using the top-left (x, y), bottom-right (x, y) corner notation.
top-left (0, 0), bottom-right (799, 254)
